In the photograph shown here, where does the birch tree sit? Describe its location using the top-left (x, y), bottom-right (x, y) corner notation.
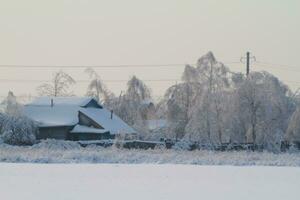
top-left (37, 70), bottom-right (76, 96)
top-left (185, 52), bottom-right (231, 144)
top-left (85, 68), bottom-right (115, 105)
top-left (111, 76), bottom-right (152, 138)
top-left (235, 71), bottom-right (294, 149)
top-left (158, 64), bottom-right (202, 141)
top-left (287, 108), bottom-right (300, 141)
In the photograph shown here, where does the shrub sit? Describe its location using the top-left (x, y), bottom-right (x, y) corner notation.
top-left (1, 115), bottom-right (38, 145)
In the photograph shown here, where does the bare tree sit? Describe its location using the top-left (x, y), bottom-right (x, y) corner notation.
top-left (37, 70), bottom-right (76, 96)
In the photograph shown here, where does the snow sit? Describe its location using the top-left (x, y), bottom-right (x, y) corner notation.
top-left (70, 124), bottom-right (108, 134)
top-left (1, 140), bottom-right (300, 166)
top-left (146, 119), bottom-right (167, 130)
top-left (24, 105), bottom-right (79, 127)
top-left (81, 107), bottom-right (136, 134)
top-left (0, 163), bottom-right (299, 200)
top-left (28, 96), bottom-right (94, 107)
top-left (32, 139), bottom-right (82, 150)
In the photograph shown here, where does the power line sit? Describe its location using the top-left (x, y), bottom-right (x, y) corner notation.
top-left (0, 79), bottom-right (181, 83)
top-left (256, 61), bottom-right (299, 69)
top-left (253, 64), bottom-right (300, 72)
top-left (0, 61), bottom-right (242, 69)
top-left (0, 60), bottom-right (299, 86)
top-left (1, 77), bottom-right (300, 86)
top-left (0, 64), bottom-right (190, 68)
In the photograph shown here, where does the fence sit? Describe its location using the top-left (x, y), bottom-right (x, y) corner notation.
top-left (77, 139), bottom-right (300, 151)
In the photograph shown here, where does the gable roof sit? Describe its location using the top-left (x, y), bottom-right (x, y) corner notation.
top-left (24, 97), bottom-right (136, 134)
top-left (80, 108), bottom-right (136, 135)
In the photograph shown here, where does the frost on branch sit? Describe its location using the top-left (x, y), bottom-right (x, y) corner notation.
top-left (235, 72), bottom-right (294, 150)
top-left (1, 115), bottom-right (38, 145)
top-left (1, 91), bottom-right (23, 117)
top-left (157, 52), bottom-right (296, 151)
top-left (85, 68), bottom-right (115, 106)
top-left (0, 92), bottom-right (38, 145)
top-left (109, 75), bottom-right (153, 139)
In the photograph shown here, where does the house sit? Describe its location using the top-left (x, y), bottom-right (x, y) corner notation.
top-left (24, 97), bottom-right (136, 141)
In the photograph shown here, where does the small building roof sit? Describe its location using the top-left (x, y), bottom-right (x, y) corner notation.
top-left (80, 108), bottom-right (136, 135)
top-left (70, 125), bottom-right (108, 134)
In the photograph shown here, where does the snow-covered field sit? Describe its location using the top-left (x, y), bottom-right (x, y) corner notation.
top-left (0, 140), bottom-right (300, 166)
top-left (1, 140), bottom-right (300, 199)
top-left (1, 163), bottom-right (299, 200)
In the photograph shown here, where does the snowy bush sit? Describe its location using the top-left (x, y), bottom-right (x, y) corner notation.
top-left (172, 140), bottom-right (193, 151)
top-left (33, 139), bottom-right (81, 150)
top-left (112, 134), bottom-right (127, 148)
top-left (1, 115), bottom-right (38, 145)
top-left (0, 142), bottom-right (300, 166)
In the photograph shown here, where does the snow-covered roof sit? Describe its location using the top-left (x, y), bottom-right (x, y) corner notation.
top-left (70, 125), bottom-right (108, 134)
top-left (28, 96), bottom-right (96, 107)
top-left (24, 97), bottom-right (136, 134)
top-left (24, 105), bottom-right (79, 127)
top-left (80, 108), bottom-right (136, 135)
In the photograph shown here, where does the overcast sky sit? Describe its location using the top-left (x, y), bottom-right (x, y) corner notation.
top-left (0, 0), bottom-right (299, 99)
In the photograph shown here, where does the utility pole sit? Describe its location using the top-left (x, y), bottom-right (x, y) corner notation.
top-left (241, 52), bottom-right (256, 77)
top-left (246, 52), bottom-right (250, 76)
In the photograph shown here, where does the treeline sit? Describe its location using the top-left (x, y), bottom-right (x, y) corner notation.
top-left (77, 52), bottom-right (299, 151)
top-left (1, 52), bottom-right (300, 151)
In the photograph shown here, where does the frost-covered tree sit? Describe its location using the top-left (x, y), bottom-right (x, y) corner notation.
top-left (286, 108), bottom-right (300, 141)
top-left (0, 91), bottom-right (38, 145)
top-left (160, 52), bottom-right (294, 151)
top-left (85, 68), bottom-right (115, 105)
top-left (1, 115), bottom-right (38, 145)
top-left (111, 76), bottom-right (152, 139)
top-left (162, 81), bottom-right (201, 140)
top-left (1, 91), bottom-right (23, 117)
top-left (158, 53), bottom-right (233, 143)
top-left (234, 71), bottom-right (294, 150)
top-left (184, 52), bottom-right (232, 144)
top-left (37, 70), bottom-right (76, 96)
top-left (126, 75), bottom-right (151, 102)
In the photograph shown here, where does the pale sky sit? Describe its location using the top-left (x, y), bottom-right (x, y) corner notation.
top-left (0, 0), bottom-right (299, 100)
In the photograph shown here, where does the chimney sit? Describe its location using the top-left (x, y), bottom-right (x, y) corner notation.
top-left (51, 99), bottom-right (54, 107)
top-left (110, 110), bottom-right (113, 119)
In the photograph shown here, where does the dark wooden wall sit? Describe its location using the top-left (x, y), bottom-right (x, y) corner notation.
top-left (38, 126), bottom-right (72, 140)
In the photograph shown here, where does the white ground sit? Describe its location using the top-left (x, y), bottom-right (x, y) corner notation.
top-left (1, 164), bottom-right (299, 200)
top-left (1, 140), bottom-right (300, 166)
